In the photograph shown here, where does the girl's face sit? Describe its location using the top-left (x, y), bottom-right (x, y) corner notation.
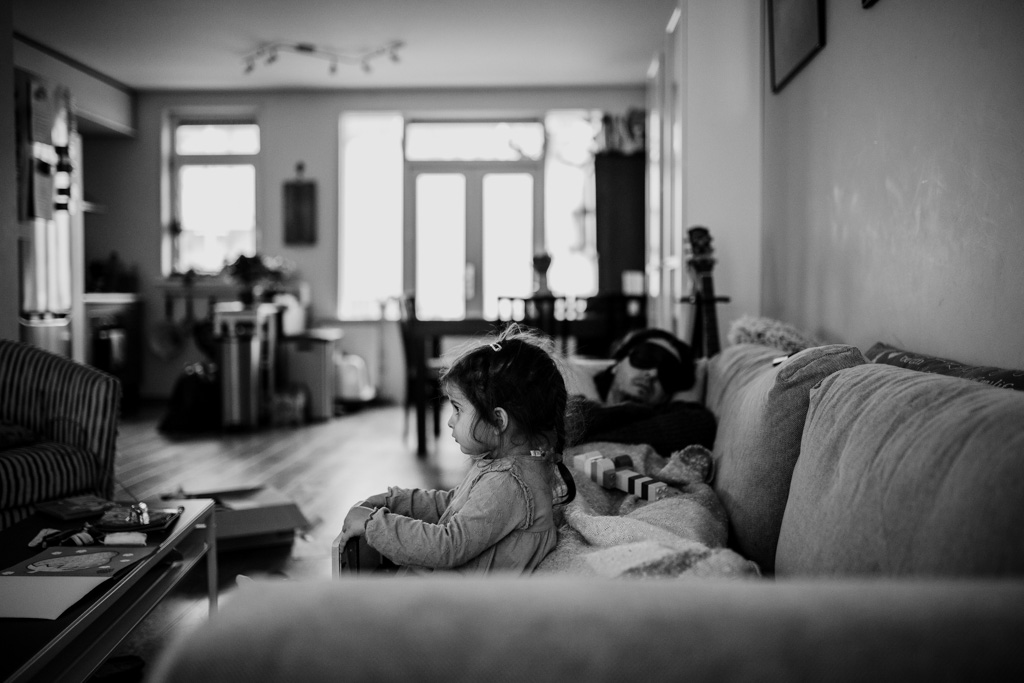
top-left (446, 385), bottom-right (495, 456)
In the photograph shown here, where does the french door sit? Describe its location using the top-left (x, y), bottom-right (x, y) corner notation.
top-left (404, 160), bottom-right (544, 320)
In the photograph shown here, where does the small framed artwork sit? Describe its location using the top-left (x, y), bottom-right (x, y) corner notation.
top-left (284, 163), bottom-right (317, 245)
top-left (768, 0), bottom-right (827, 94)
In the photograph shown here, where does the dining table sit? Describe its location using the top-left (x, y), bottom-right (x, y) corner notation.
top-left (408, 318), bottom-right (499, 457)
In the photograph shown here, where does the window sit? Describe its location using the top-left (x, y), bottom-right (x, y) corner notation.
top-left (405, 121), bottom-right (545, 161)
top-left (338, 111), bottom-right (601, 321)
top-left (405, 120), bottom-right (544, 320)
top-left (338, 113), bottom-right (404, 319)
top-left (168, 119), bottom-right (260, 274)
top-left (543, 110), bottom-right (601, 298)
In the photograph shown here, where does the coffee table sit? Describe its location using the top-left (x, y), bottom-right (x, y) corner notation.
top-left (0, 498), bottom-right (217, 683)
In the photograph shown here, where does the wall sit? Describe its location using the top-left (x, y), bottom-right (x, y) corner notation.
top-left (0, 5), bottom-right (17, 341)
top-left (762, 0), bottom-right (1024, 368)
top-left (684, 0), bottom-right (762, 339)
top-left (13, 38), bottom-right (135, 136)
top-left (84, 86), bottom-right (646, 399)
top-left (646, 0), bottom-right (762, 347)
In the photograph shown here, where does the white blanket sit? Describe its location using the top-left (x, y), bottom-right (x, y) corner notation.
top-left (536, 442), bottom-right (760, 578)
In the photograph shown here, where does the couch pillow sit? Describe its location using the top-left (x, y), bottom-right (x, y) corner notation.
top-left (0, 441), bottom-right (98, 510)
top-left (776, 363), bottom-right (1024, 577)
top-left (564, 358), bottom-right (609, 402)
top-left (726, 315), bottom-right (822, 355)
top-left (707, 343), bottom-right (867, 573)
top-left (865, 342), bottom-right (1024, 392)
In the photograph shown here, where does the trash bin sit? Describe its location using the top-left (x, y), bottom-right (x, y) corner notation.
top-left (92, 323), bottom-right (127, 375)
top-left (213, 302), bottom-right (281, 429)
top-left (283, 327), bottom-right (344, 421)
top-left (219, 328), bottom-right (261, 429)
top-left (20, 316), bottom-right (71, 357)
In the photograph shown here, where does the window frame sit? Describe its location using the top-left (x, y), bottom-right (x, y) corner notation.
top-left (403, 158), bottom-right (544, 320)
top-left (402, 118), bottom-right (546, 320)
top-left (165, 113), bottom-right (262, 277)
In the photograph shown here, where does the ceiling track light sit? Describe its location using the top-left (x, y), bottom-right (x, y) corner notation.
top-left (243, 40), bottom-right (404, 76)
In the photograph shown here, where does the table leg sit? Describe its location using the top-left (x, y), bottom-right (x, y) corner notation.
top-left (206, 509), bottom-right (218, 614)
top-left (414, 341), bottom-right (427, 458)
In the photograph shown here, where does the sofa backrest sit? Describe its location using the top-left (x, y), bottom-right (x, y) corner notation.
top-left (775, 363), bottom-right (1024, 577)
top-left (705, 343), bottom-right (867, 573)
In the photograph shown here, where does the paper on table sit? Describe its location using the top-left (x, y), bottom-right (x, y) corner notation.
top-left (0, 576), bottom-right (108, 619)
top-left (0, 545), bottom-right (158, 619)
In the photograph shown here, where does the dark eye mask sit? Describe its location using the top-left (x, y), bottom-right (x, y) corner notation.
top-left (627, 343), bottom-right (683, 391)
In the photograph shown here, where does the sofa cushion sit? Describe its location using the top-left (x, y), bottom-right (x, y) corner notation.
top-left (0, 503), bottom-right (36, 530)
top-left (865, 341), bottom-right (1024, 392)
top-left (776, 363), bottom-right (1024, 577)
top-left (0, 421), bottom-right (42, 450)
top-left (149, 578), bottom-right (1024, 683)
top-left (706, 343), bottom-right (867, 573)
top-left (0, 442), bottom-right (101, 510)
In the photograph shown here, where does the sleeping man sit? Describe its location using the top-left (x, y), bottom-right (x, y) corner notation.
top-left (569, 328), bottom-right (716, 457)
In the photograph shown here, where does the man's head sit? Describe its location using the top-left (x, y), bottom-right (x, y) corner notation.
top-left (603, 329), bottom-right (695, 406)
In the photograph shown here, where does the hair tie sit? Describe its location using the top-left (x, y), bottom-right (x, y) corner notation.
top-left (489, 342), bottom-right (502, 352)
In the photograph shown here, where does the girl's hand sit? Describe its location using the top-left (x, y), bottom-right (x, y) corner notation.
top-left (359, 492), bottom-right (389, 509)
top-left (338, 505), bottom-right (374, 547)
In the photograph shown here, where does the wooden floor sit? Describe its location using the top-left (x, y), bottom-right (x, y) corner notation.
top-left (102, 400), bottom-right (467, 679)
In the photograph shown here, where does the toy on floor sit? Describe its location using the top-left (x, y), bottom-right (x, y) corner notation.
top-left (572, 452), bottom-right (680, 502)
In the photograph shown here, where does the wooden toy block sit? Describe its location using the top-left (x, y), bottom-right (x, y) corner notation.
top-left (617, 472), bottom-right (673, 501)
top-left (572, 452), bottom-right (678, 501)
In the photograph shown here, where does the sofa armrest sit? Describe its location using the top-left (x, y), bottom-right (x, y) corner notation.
top-left (0, 339), bottom-right (121, 498)
top-left (150, 577), bottom-right (1024, 682)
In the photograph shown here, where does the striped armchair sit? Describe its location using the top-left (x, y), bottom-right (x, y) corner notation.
top-left (0, 339), bottom-right (121, 530)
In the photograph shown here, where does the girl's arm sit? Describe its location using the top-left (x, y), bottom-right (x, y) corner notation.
top-left (364, 472), bottom-right (527, 569)
top-left (336, 504), bottom-right (374, 548)
top-left (367, 486), bottom-right (453, 523)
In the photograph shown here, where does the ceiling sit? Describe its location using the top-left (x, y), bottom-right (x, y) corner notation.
top-left (12, 0), bottom-right (679, 92)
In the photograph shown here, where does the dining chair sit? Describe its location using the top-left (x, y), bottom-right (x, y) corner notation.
top-left (396, 295), bottom-right (444, 444)
top-left (497, 294), bottom-right (567, 353)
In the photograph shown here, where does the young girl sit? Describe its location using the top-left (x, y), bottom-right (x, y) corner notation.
top-left (337, 326), bottom-right (573, 574)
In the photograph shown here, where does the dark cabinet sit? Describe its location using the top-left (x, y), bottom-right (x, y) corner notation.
top-left (595, 152), bottom-right (646, 294)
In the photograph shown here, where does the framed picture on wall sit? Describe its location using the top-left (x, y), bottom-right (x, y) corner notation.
top-left (284, 163), bottom-right (317, 245)
top-left (768, 0), bottom-right (826, 94)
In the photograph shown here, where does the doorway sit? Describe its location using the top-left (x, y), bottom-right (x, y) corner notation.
top-left (404, 161), bottom-right (543, 320)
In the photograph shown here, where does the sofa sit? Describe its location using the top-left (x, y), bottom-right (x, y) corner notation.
top-left (0, 338), bottom-right (122, 530)
top-left (149, 340), bottom-right (1024, 682)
